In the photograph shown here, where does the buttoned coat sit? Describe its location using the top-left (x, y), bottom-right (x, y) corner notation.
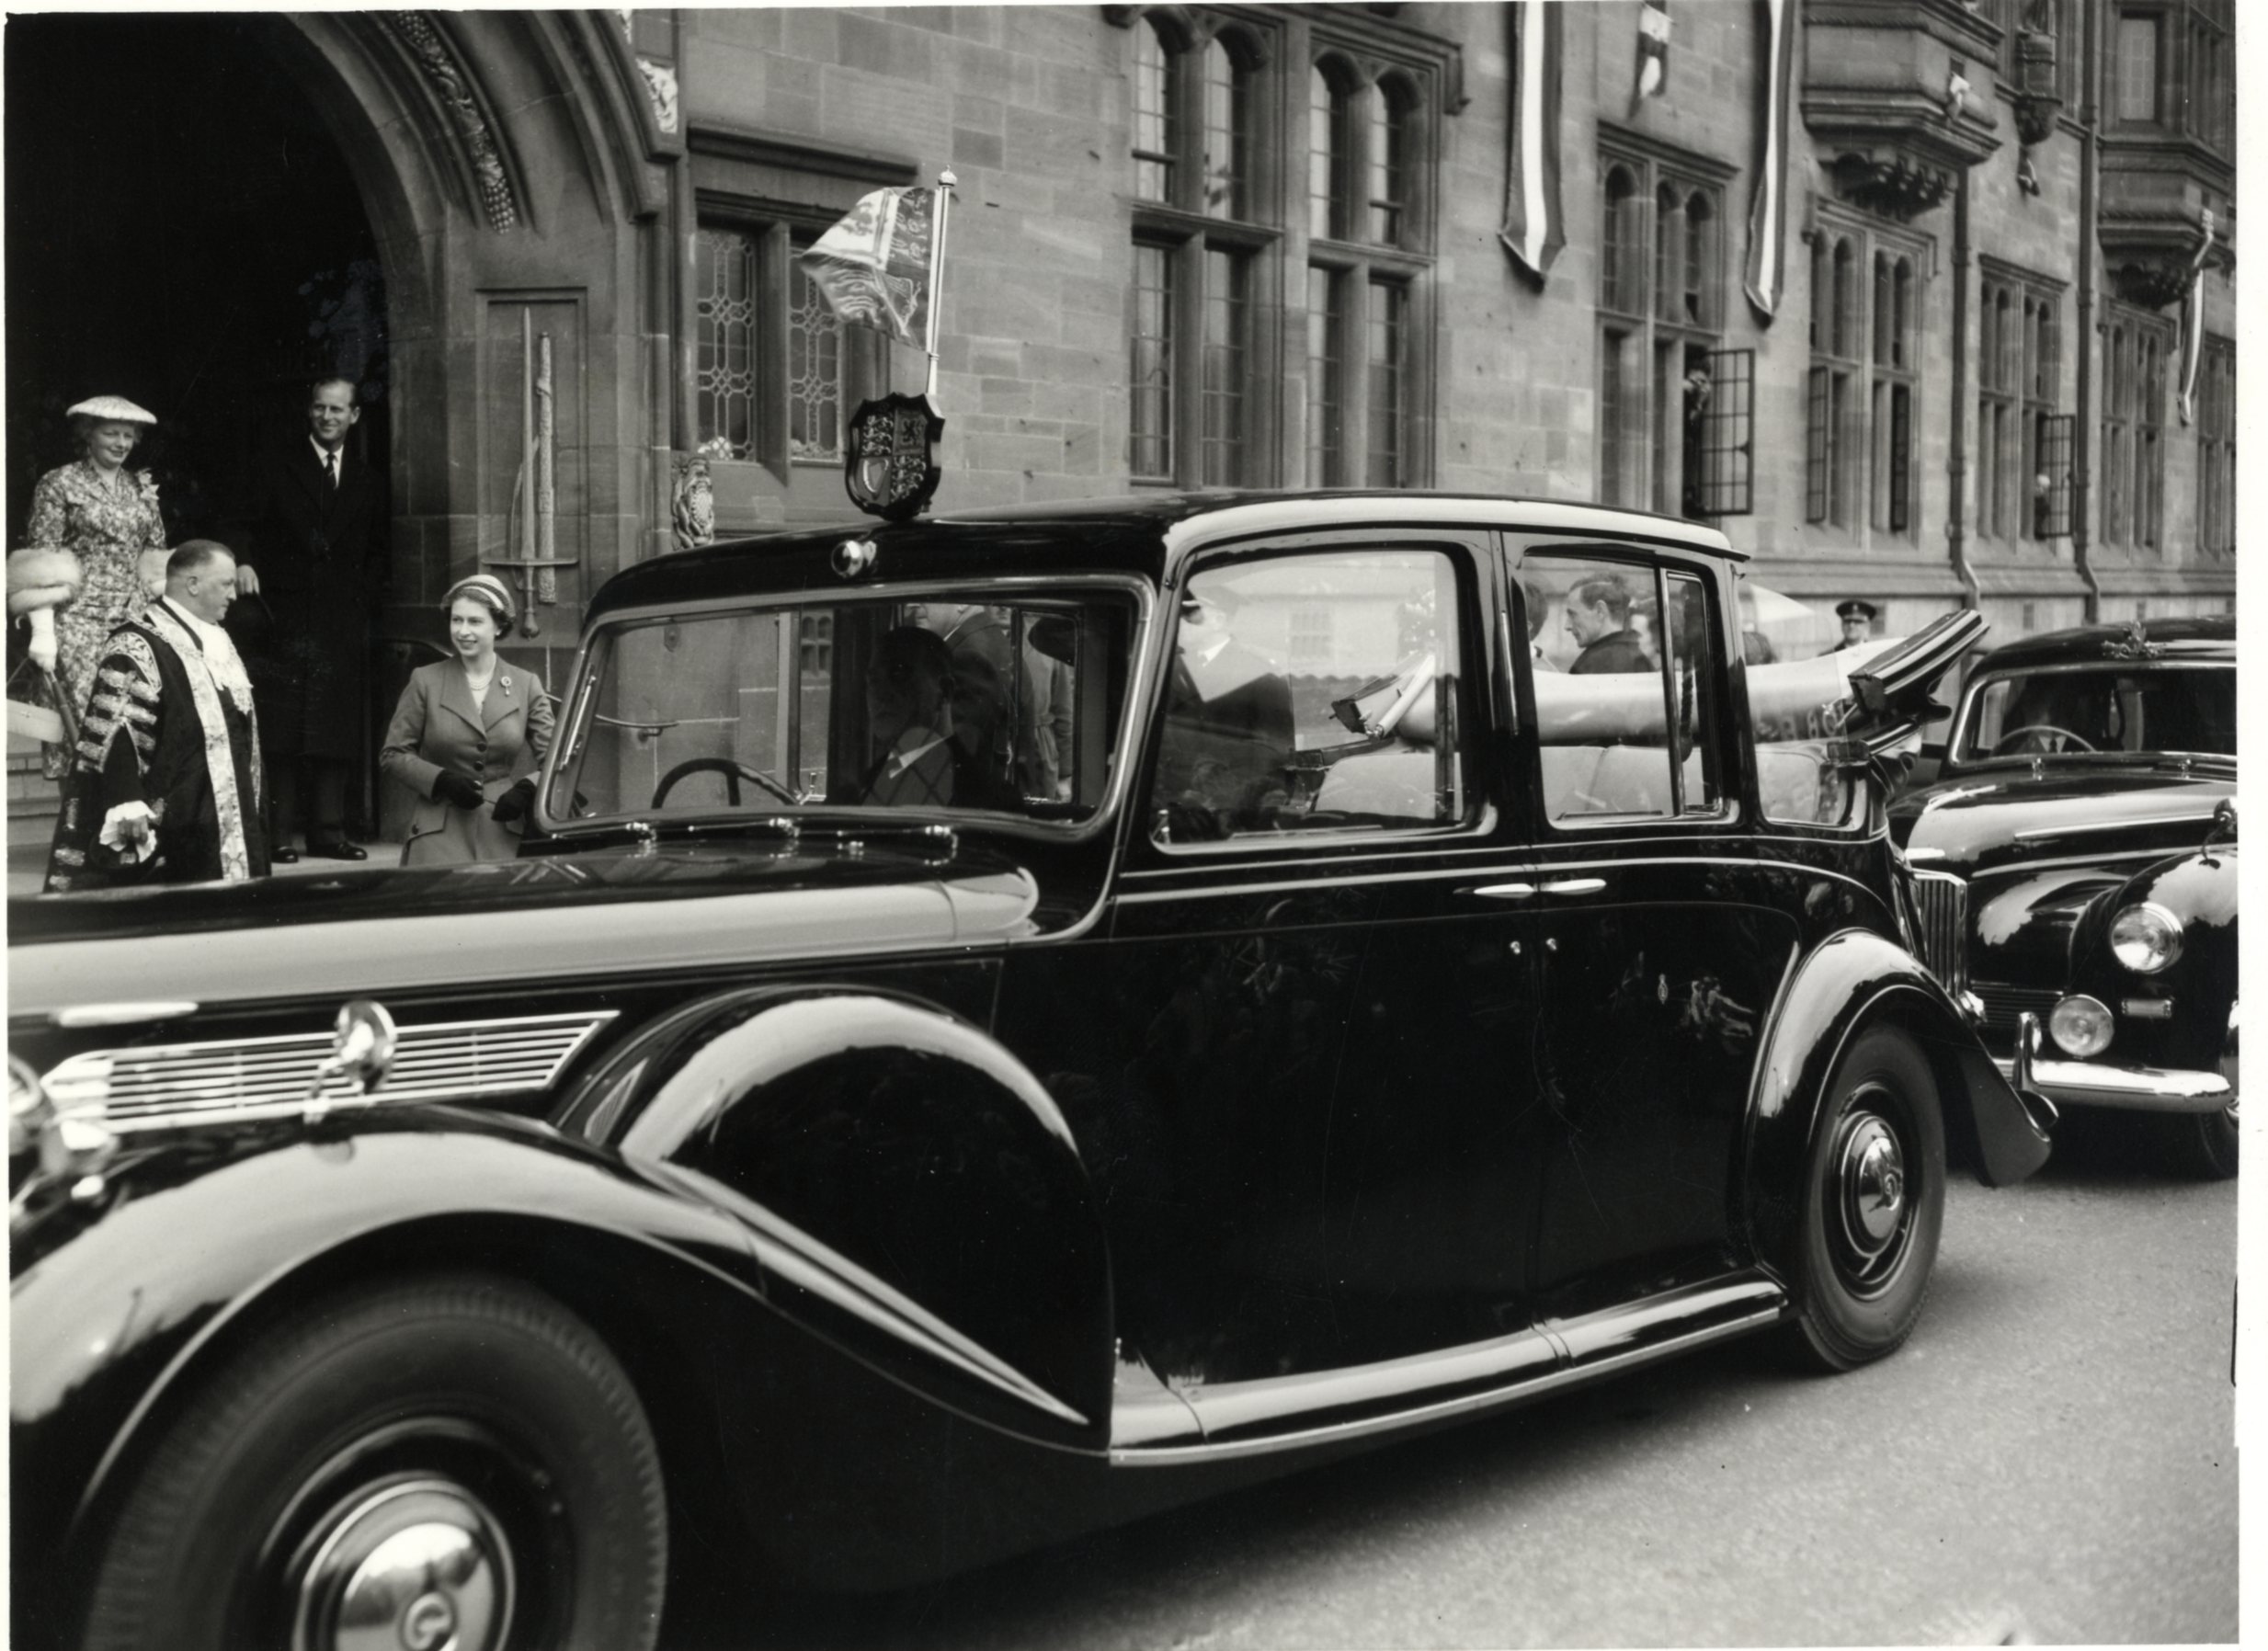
top-left (379, 659), bottom-right (553, 865)
top-left (236, 438), bottom-right (385, 759)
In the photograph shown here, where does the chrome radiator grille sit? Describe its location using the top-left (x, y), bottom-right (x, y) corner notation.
top-left (1908, 870), bottom-right (1968, 997)
top-left (43, 1010), bottom-right (618, 1132)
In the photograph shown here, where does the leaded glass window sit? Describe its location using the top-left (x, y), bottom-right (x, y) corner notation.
top-left (1305, 267), bottom-right (1345, 487)
top-left (1366, 278), bottom-right (1407, 486)
top-left (1202, 39), bottom-right (1248, 219)
top-left (788, 262), bottom-right (842, 462)
top-left (1201, 249), bottom-right (1248, 486)
top-left (1131, 242), bottom-right (1174, 481)
top-left (1311, 65), bottom-right (1350, 241)
top-left (694, 226), bottom-right (758, 460)
top-left (1134, 24), bottom-right (1175, 203)
top-left (1366, 83), bottom-right (1407, 245)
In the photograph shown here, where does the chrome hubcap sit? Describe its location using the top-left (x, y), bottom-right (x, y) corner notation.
top-left (292, 1477), bottom-right (514, 1651)
top-left (1836, 1111), bottom-right (1908, 1269)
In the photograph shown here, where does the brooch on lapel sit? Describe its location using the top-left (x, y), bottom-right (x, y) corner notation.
top-left (500, 675), bottom-right (514, 693)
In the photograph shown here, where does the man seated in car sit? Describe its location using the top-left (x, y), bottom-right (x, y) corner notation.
top-left (847, 625), bottom-right (961, 806)
top-left (1564, 574), bottom-right (1653, 675)
top-left (2002, 676), bottom-right (2118, 754)
top-left (1157, 583), bottom-right (1294, 837)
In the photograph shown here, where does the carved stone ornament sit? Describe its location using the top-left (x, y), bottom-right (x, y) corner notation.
top-left (1829, 150), bottom-right (1952, 222)
top-left (2012, 40), bottom-right (2061, 147)
top-left (637, 55), bottom-right (679, 134)
top-left (2110, 257), bottom-right (2198, 311)
top-left (671, 455), bottom-right (715, 552)
top-left (379, 12), bottom-right (519, 232)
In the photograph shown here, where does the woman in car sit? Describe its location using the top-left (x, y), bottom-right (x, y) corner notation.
top-left (380, 573), bottom-right (553, 864)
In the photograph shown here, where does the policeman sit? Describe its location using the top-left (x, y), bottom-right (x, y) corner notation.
top-left (1820, 599), bottom-right (1877, 655)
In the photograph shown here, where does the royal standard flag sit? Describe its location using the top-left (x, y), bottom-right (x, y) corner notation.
top-left (798, 187), bottom-right (936, 345)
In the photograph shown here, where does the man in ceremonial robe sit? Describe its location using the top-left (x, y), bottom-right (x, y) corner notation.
top-left (45, 542), bottom-right (270, 891)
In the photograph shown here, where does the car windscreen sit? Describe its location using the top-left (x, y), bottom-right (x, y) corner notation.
top-left (547, 590), bottom-right (1138, 826)
top-left (1953, 664), bottom-right (2235, 764)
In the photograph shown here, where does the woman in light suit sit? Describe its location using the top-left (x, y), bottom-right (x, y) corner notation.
top-left (380, 574), bottom-right (553, 865)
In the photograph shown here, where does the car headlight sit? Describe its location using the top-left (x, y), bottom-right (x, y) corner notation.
top-left (2109, 902), bottom-right (2184, 974)
top-left (2048, 995), bottom-right (2115, 1059)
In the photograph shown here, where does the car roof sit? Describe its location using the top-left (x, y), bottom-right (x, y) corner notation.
top-left (587, 491), bottom-right (1739, 623)
top-left (1972, 615), bottom-right (2235, 670)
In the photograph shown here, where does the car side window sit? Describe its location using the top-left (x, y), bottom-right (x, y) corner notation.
top-left (1149, 548), bottom-right (1470, 842)
top-left (1524, 553), bottom-right (1725, 826)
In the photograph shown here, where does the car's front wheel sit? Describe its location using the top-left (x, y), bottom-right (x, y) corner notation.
top-left (83, 1271), bottom-right (667, 1651)
top-left (1785, 1026), bottom-right (1946, 1372)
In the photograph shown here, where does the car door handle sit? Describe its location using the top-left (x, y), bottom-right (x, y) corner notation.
top-left (1472, 882), bottom-right (1538, 900)
top-left (1540, 878), bottom-right (1607, 896)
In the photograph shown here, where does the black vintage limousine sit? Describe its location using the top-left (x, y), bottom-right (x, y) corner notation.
top-left (1892, 617), bottom-right (2237, 1177)
top-left (9, 493), bottom-right (2051, 1650)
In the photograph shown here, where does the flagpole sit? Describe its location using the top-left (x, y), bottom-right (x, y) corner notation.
top-left (924, 169), bottom-right (957, 404)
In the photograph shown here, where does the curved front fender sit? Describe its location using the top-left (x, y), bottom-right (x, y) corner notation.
top-left (8, 1112), bottom-right (763, 1627)
top-left (568, 986), bottom-right (1114, 1447)
top-left (1746, 930), bottom-right (2053, 1278)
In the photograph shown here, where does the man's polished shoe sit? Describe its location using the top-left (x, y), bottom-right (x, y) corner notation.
top-left (271, 846), bottom-right (301, 864)
top-left (305, 837), bottom-right (368, 861)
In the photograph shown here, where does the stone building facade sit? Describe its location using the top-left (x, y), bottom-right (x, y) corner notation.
top-left (4, 3), bottom-right (2236, 831)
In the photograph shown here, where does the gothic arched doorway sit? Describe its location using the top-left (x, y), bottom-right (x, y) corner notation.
top-left (6, 10), bottom-right (392, 826)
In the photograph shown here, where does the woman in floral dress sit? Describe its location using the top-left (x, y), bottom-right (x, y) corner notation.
top-left (24, 395), bottom-right (167, 778)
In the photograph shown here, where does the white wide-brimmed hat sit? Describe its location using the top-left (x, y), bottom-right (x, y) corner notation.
top-left (65, 394), bottom-right (156, 425)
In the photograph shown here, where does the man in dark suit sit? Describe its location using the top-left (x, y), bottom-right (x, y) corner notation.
top-left (234, 377), bottom-right (384, 860)
top-left (1564, 573), bottom-right (1653, 675)
top-left (1157, 584), bottom-right (1295, 837)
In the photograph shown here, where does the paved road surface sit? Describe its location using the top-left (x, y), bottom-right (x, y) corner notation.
top-left (665, 1122), bottom-right (2238, 1648)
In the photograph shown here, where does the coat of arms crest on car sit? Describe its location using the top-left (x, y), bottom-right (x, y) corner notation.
top-left (844, 393), bottom-right (943, 521)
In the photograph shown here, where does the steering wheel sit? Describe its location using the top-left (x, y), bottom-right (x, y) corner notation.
top-left (653, 757), bottom-right (802, 809)
top-left (1992, 723), bottom-right (2097, 755)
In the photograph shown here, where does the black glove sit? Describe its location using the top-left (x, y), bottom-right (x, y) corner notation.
top-left (433, 771), bottom-right (484, 811)
top-left (491, 777), bottom-right (536, 825)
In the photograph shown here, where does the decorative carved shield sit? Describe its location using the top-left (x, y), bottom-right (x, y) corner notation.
top-left (844, 393), bottom-right (943, 522)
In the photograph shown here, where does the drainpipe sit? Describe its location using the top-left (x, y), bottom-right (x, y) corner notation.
top-left (2071, 0), bottom-right (2103, 622)
top-left (1946, 169), bottom-right (1979, 610)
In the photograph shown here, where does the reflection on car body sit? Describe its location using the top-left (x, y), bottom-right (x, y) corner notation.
top-left (1891, 617), bottom-right (2237, 1178)
top-left (8, 492), bottom-right (2050, 1651)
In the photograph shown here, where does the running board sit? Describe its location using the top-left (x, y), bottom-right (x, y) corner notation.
top-left (1109, 1272), bottom-right (1787, 1465)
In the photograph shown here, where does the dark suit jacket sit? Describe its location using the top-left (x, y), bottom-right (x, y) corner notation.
top-left (1570, 629), bottom-right (1653, 676)
top-left (235, 438), bottom-right (387, 757)
top-left (241, 438), bottom-right (383, 595)
top-left (1159, 635), bottom-right (1295, 832)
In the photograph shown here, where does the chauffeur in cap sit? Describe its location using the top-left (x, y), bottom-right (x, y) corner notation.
top-left (1820, 599), bottom-right (1877, 655)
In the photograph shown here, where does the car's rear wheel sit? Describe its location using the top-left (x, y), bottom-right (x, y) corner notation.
top-left (1785, 1026), bottom-right (1946, 1372)
top-left (83, 1271), bottom-right (667, 1651)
